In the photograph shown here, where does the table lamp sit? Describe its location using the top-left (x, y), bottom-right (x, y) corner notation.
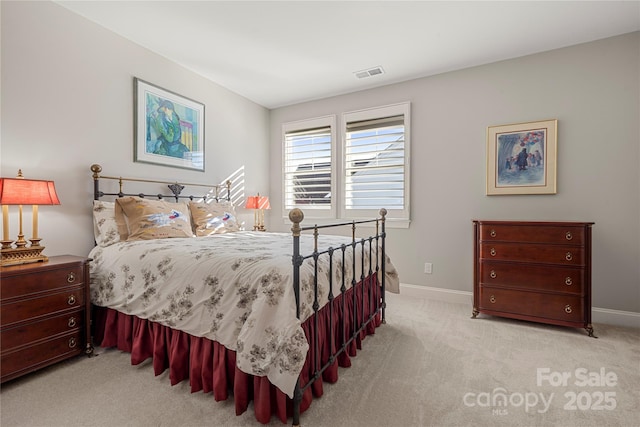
top-left (245, 193), bottom-right (270, 231)
top-left (0, 170), bottom-right (61, 266)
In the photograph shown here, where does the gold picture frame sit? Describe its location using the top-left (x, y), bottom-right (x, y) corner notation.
top-left (486, 119), bottom-right (557, 195)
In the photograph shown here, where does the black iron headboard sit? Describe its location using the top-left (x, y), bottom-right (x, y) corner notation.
top-left (90, 164), bottom-right (231, 203)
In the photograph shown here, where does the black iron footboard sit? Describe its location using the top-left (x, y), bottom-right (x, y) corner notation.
top-left (288, 208), bottom-right (387, 426)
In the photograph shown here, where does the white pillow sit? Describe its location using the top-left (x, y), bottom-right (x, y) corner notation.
top-left (92, 200), bottom-right (119, 247)
top-left (189, 200), bottom-right (240, 236)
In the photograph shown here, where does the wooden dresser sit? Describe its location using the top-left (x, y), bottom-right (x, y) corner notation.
top-left (1, 255), bottom-right (93, 383)
top-left (472, 220), bottom-right (595, 336)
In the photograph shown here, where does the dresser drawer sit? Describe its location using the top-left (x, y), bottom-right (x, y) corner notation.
top-left (1, 265), bottom-right (84, 300)
top-left (1, 331), bottom-right (83, 382)
top-left (1, 287), bottom-right (85, 327)
top-left (480, 243), bottom-right (585, 266)
top-left (479, 224), bottom-right (585, 245)
top-left (479, 286), bottom-right (585, 322)
top-left (480, 261), bottom-right (584, 294)
top-left (1, 309), bottom-right (84, 351)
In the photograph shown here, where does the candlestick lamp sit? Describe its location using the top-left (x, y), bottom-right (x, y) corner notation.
top-left (0, 170), bottom-right (61, 266)
top-left (245, 194), bottom-right (270, 231)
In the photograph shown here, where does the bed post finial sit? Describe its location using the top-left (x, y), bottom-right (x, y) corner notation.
top-left (289, 208), bottom-right (304, 237)
top-left (379, 208), bottom-right (387, 221)
top-left (91, 164), bottom-right (102, 179)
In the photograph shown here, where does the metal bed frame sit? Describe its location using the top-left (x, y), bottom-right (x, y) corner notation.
top-left (90, 164), bottom-right (388, 426)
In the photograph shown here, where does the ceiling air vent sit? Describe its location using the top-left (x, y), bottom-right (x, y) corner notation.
top-left (354, 66), bottom-right (385, 79)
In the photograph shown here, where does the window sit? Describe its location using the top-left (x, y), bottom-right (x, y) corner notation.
top-left (283, 116), bottom-right (336, 219)
top-left (342, 103), bottom-right (410, 222)
top-left (282, 103), bottom-right (410, 226)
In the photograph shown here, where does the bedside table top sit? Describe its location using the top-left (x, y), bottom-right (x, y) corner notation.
top-left (0, 255), bottom-right (89, 275)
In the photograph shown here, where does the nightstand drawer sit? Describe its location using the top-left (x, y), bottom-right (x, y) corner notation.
top-left (479, 286), bottom-right (585, 322)
top-left (1, 265), bottom-right (84, 300)
top-left (1, 309), bottom-right (84, 351)
top-left (480, 243), bottom-right (585, 266)
top-left (1, 287), bottom-right (85, 327)
top-left (480, 224), bottom-right (585, 245)
top-left (1, 331), bottom-right (83, 382)
top-left (480, 261), bottom-right (584, 294)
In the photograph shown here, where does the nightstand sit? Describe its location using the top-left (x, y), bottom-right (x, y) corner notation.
top-left (1, 255), bottom-right (93, 383)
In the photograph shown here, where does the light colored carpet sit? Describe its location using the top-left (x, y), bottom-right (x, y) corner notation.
top-left (1, 292), bottom-right (638, 427)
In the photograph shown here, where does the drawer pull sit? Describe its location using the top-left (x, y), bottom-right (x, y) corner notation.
top-left (565, 231), bottom-right (573, 241)
top-left (565, 252), bottom-right (573, 261)
top-left (490, 270), bottom-right (497, 279)
top-left (564, 305), bottom-right (572, 314)
top-left (490, 248), bottom-right (496, 257)
top-left (68, 337), bottom-right (77, 348)
top-left (67, 295), bottom-right (76, 305)
top-left (68, 317), bottom-right (77, 328)
top-left (490, 229), bottom-right (497, 238)
top-left (490, 295), bottom-right (496, 303)
top-left (565, 277), bottom-right (573, 286)
top-left (67, 272), bottom-right (76, 283)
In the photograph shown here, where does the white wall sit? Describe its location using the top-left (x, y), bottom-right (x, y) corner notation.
top-left (269, 32), bottom-right (640, 313)
top-left (1, 1), bottom-right (270, 258)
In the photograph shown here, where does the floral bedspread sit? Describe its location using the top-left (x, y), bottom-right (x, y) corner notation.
top-left (88, 231), bottom-right (399, 397)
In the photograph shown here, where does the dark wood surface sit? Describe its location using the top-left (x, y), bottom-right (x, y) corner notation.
top-left (472, 220), bottom-right (594, 336)
top-left (1, 255), bottom-right (93, 383)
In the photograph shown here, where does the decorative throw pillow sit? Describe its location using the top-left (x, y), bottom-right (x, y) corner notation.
top-left (189, 200), bottom-right (240, 236)
top-left (92, 200), bottom-right (119, 247)
top-left (115, 197), bottom-right (194, 241)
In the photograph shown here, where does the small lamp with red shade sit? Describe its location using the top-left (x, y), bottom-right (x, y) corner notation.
top-left (245, 194), bottom-right (270, 231)
top-left (0, 170), bottom-right (61, 266)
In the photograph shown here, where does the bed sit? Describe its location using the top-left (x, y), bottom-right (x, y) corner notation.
top-left (88, 164), bottom-right (399, 425)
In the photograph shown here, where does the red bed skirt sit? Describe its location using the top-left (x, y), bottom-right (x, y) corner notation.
top-left (92, 273), bottom-right (381, 424)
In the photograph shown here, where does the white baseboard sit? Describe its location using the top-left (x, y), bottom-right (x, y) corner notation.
top-left (591, 307), bottom-right (640, 329)
top-left (399, 283), bottom-right (473, 305)
top-left (398, 283), bottom-right (640, 329)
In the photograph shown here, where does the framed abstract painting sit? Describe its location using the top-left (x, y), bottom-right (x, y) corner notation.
top-left (486, 119), bottom-right (557, 195)
top-left (134, 78), bottom-right (205, 172)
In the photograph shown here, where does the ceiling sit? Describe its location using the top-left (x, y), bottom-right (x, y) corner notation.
top-left (56, 1), bottom-right (640, 109)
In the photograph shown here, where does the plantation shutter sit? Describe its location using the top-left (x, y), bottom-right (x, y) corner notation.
top-left (344, 115), bottom-right (405, 210)
top-left (284, 126), bottom-right (332, 210)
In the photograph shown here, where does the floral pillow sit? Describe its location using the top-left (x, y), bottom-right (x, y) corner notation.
top-left (92, 200), bottom-right (119, 247)
top-left (189, 200), bottom-right (240, 236)
top-left (115, 197), bottom-right (194, 241)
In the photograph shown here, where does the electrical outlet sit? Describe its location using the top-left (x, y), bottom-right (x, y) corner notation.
top-left (424, 262), bottom-right (433, 274)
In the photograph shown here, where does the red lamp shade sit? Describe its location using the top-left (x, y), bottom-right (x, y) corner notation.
top-left (245, 195), bottom-right (270, 210)
top-left (257, 196), bottom-right (270, 210)
top-left (0, 178), bottom-right (61, 205)
top-left (245, 196), bottom-right (258, 209)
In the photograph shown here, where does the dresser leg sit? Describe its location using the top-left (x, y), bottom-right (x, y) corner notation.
top-left (471, 308), bottom-right (479, 319)
top-left (585, 325), bottom-right (597, 338)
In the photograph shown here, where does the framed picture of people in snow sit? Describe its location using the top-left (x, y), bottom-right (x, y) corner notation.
top-left (134, 78), bottom-right (205, 172)
top-left (486, 119), bottom-right (557, 195)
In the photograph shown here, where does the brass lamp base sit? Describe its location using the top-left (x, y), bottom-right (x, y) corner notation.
top-left (1, 245), bottom-right (49, 267)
